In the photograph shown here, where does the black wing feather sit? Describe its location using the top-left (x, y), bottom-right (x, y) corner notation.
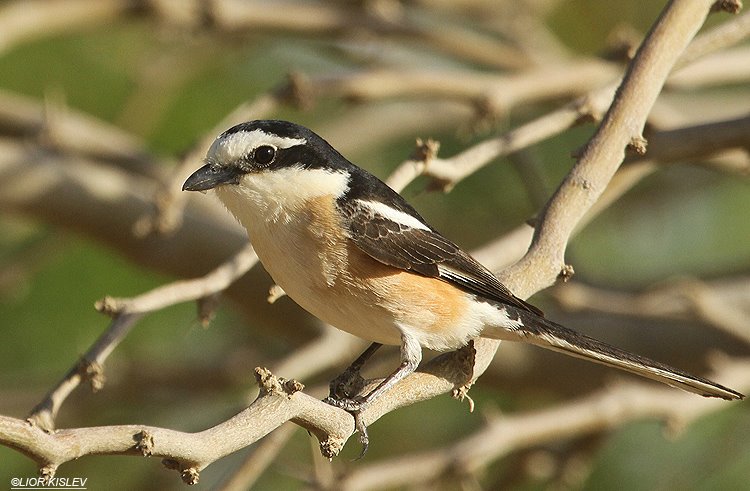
top-left (339, 198), bottom-right (543, 316)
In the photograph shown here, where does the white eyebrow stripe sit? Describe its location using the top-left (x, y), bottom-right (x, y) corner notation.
top-left (356, 199), bottom-right (430, 231)
top-left (208, 129), bottom-right (307, 162)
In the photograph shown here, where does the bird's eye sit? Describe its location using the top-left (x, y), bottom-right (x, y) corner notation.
top-left (253, 145), bottom-right (276, 166)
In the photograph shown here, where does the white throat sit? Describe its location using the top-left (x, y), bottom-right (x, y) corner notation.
top-left (214, 166), bottom-right (350, 226)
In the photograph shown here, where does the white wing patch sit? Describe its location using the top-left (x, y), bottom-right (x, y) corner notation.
top-left (208, 128), bottom-right (306, 163)
top-left (356, 199), bottom-right (430, 231)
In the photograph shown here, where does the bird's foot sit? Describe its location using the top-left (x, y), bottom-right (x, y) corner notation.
top-left (328, 366), bottom-right (368, 402)
top-left (323, 394), bottom-right (365, 412)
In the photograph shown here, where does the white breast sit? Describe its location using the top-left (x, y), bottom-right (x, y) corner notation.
top-left (213, 167), bottom-right (502, 350)
top-left (214, 168), bottom-right (405, 345)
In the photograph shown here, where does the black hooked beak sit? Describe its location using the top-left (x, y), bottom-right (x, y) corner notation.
top-left (182, 164), bottom-right (241, 191)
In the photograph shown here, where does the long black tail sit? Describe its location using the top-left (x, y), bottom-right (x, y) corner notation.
top-left (483, 305), bottom-right (743, 400)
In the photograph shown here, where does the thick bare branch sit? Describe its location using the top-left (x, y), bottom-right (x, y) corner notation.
top-left (3, 368), bottom-right (352, 484)
top-left (298, 62), bottom-right (616, 111)
top-left (5, 358), bottom-right (747, 487)
top-left (338, 357), bottom-right (750, 491)
top-left (207, 0), bottom-right (529, 69)
top-left (505, 0), bottom-right (720, 297)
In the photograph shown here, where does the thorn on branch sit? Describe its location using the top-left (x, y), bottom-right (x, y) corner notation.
top-left (711, 0), bottom-right (743, 14)
top-left (574, 97), bottom-right (603, 125)
top-left (134, 430), bottom-right (155, 457)
top-left (267, 284), bottom-right (286, 304)
top-left (627, 135), bottom-right (648, 155)
top-left (197, 293), bottom-right (221, 327)
top-left (602, 25), bottom-right (642, 62)
top-left (162, 458), bottom-right (200, 484)
top-left (320, 436), bottom-right (345, 460)
top-left (412, 137), bottom-right (440, 164)
top-left (39, 464), bottom-right (57, 483)
top-left (558, 264), bottom-right (575, 283)
top-left (276, 71), bottom-right (314, 110)
top-left (283, 378), bottom-right (305, 394)
top-left (77, 358), bottom-right (105, 392)
top-left (254, 367), bottom-right (278, 394)
top-left (182, 467), bottom-right (200, 485)
top-left (95, 296), bottom-right (122, 317)
top-left (413, 137), bottom-right (452, 191)
top-left (254, 367), bottom-right (304, 398)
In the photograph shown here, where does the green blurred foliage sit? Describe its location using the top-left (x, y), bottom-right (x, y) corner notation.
top-left (585, 405), bottom-right (750, 490)
top-left (550, 0), bottom-right (663, 54)
top-left (573, 167), bottom-right (750, 287)
top-left (0, 3), bottom-right (748, 490)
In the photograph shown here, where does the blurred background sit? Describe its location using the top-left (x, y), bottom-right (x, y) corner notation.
top-left (0, 0), bottom-right (749, 489)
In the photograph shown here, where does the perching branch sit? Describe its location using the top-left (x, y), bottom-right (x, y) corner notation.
top-left (4, 368), bottom-right (352, 485)
top-left (4, 357), bottom-right (747, 487)
top-left (337, 356), bottom-right (750, 491)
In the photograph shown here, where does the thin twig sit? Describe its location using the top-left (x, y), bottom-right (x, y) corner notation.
top-left (552, 277), bottom-right (750, 347)
top-left (27, 245), bottom-right (257, 431)
top-left (385, 7), bottom-right (750, 195)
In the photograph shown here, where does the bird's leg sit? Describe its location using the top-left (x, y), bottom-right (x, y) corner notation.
top-left (324, 335), bottom-right (422, 456)
top-left (327, 342), bottom-right (382, 401)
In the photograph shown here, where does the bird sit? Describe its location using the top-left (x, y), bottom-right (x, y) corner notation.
top-left (183, 119), bottom-right (743, 450)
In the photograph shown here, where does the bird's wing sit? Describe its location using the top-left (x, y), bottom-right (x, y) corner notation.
top-left (337, 186), bottom-right (744, 402)
top-left (338, 197), bottom-right (543, 316)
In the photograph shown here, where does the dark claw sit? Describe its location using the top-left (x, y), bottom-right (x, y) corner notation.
top-left (323, 395), bottom-right (370, 458)
top-left (353, 412), bottom-right (369, 459)
top-left (323, 343), bottom-right (383, 458)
